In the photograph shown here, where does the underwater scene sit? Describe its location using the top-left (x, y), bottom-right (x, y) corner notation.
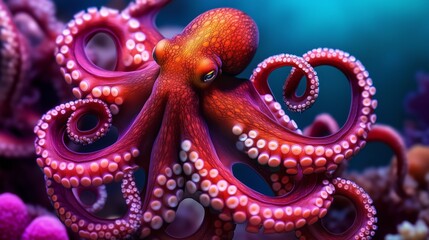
top-left (1, 0), bottom-right (429, 239)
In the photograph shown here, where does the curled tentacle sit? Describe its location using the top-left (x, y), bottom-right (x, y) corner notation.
top-left (137, 102), bottom-right (185, 236)
top-left (66, 99), bottom-right (112, 145)
top-left (33, 5), bottom-right (386, 239)
top-left (250, 54), bottom-right (319, 112)
top-left (34, 95), bottom-right (166, 188)
top-left (204, 48), bottom-right (376, 176)
top-left (179, 138), bottom-right (334, 234)
top-left (0, 130), bottom-right (35, 157)
top-left (367, 124), bottom-right (407, 196)
top-left (5, 0), bottom-right (62, 105)
top-left (177, 100), bottom-right (335, 234)
top-left (0, 0), bottom-right (28, 112)
top-left (304, 114), bottom-right (339, 137)
top-left (55, 6), bottom-right (161, 115)
top-left (0, 104), bottom-right (39, 157)
top-left (6, 0), bottom-right (62, 41)
top-left (72, 185), bottom-right (107, 213)
top-left (155, 8), bottom-right (258, 76)
top-left (46, 170), bottom-right (142, 239)
top-left (0, 0), bottom-right (67, 159)
top-left (125, 0), bottom-right (171, 22)
top-left (406, 145), bottom-right (429, 185)
top-left (296, 177), bottom-right (377, 240)
top-left (148, 197), bottom-right (236, 239)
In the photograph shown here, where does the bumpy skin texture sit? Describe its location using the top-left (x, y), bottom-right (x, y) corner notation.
top-left (404, 72), bottom-right (429, 146)
top-left (0, 193), bottom-right (30, 240)
top-left (0, 192), bottom-right (69, 240)
top-left (0, 0), bottom-right (66, 157)
top-left (35, 3), bottom-right (381, 239)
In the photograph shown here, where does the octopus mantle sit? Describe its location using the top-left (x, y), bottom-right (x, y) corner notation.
top-left (34, 1), bottom-right (378, 239)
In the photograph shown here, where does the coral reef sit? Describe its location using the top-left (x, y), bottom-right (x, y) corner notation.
top-left (0, 192), bottom-right (68, 240)
top-left (403, 72), bottom-right (429, 146)
top-left (0, 0), bottom-right (425, 239)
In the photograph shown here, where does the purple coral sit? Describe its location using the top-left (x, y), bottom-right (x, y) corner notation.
top-left (21, 216), bottom-right (68, 240)
top-left (0, 192), bottom-right (30, 240)
top-left (0, 192), bottom-right (68, 240)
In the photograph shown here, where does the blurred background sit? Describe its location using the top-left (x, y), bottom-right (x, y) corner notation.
top-left (53, 0), bottom-right (429, 170)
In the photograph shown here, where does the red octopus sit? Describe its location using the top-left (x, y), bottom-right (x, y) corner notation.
top-left (34, 1), bottom-right (381, 239)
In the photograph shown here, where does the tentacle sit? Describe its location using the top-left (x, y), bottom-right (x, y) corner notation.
top-left (0, 130), bottom-right (34, 157)
top-left (137, 101), bottom-right (185, 237)
top-left (123, 0), bottom-right (172, 61)
top-left (177, 99), bottom-right (335, 235)
top-left (0, 103), bottom-right (40, 157)
top-left (261, 93), bottom-right (302, 134)
top-left (46, 170), bottom-right (142, 239)
top-left (0, 0), bottom-right (28, 112)
top-left (180, 138), bottom-right (334, 234)
top-left (126, 0), bottom-right (170, 15)
top-left (72, 185), bottom-right (107, 213)
top-left (406, 145), bottom-right (429, 185)
top-left (250, 53), bottom-right (319, 112)
top-left (6, 0), bottom-right (62, 41)
top-left (55, 6), bottom-right (161, 115)
top-left (4, 0), bottom-right (62, 105)
top-left (367, 124), bottom-right (407, 196)
top-left (304, 114), bottom-right (340, 137)
top-left (66, 99), bottom-right (112, 145)
top-left (34, 90), bottom-right (166, 188)
top-left (296, 177), bottom-right (377, 240)
top-left (204, 48), bottom-right (376, 176)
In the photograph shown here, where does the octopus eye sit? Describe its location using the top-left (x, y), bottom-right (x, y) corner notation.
top-left (202, 70), bottom-right (217, 83)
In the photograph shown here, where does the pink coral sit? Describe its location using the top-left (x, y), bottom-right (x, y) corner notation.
top-left (0, 192), bottom-right (30, 240)
top-left (21, 216), bottom-right (69, 240)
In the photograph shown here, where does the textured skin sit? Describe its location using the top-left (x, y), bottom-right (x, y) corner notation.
top-left (0, 192), bottom-right (68, 240)
top-left (34, 3), bottom-right (383, 239)
top-left (21, 216), bottom-right (69, 240)
top-left (0, 193), bottom-right (30, 240)
top-left (0, 0), bottom-right (66, 158)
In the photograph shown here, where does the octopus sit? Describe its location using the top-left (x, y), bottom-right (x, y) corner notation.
top-left (34, 1), bottom-right (386, 239)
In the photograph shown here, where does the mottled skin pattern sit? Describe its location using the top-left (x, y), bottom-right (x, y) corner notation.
top-left (35, 2), bottom-right (383, 239)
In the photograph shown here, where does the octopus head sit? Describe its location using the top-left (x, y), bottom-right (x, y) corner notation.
top-left (152, 8), bottom-right (258, 89)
